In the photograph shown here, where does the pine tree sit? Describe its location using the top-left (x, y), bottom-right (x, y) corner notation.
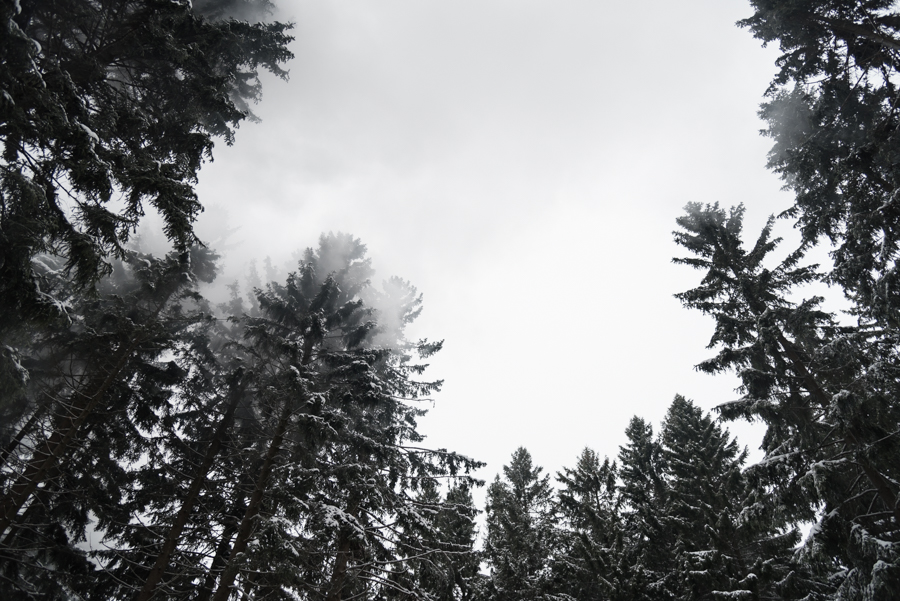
top-left (555, 448), bottom-right (625, 601)
top-left (659, 396), bottom-right (744, 600)
top-left (483, 447), bottom-right (562, 601)
top-left (674, 202), bottom-right (898, 598)
top-left (0, 11), bottom-right (294, 569)
top-left (739, 0), bottom-right (900, 326)
top-left (0, 0), bottom-right (293, 338)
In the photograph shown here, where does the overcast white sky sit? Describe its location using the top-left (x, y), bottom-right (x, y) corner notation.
top-left (186, 0), bottom-right (813, 488)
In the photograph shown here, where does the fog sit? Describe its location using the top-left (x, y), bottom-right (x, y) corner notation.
top-left (155, 0), bottom-right (821, 486)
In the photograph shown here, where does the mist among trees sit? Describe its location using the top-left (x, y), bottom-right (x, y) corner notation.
top-left (2, 0), bottom-right (900, 599)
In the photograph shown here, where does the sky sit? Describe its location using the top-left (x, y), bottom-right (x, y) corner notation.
top-left (180, 0), bottom-right (819, 491)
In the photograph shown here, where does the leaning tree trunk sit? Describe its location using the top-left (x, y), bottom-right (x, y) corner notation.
top-left (0, 270), bottom-right (183, 539)
top-left (0, 400), bottom-right (48, 469)
top-left (209, 398), bottom-right (294, 601)
top-left (194, 489), bottom-right (248, 601)
top-left (0, 336), bottom-right (142, 538)
top-left (134, 378), bottom-right (246, 601)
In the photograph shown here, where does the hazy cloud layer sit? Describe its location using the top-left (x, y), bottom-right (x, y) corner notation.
top-left (190, 0), bottom-right (798, 480)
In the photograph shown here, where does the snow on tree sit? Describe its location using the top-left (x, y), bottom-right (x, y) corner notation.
top-left (554, 447), bottom-right (625, 600)
top-left (483, 447), bottom-right (564, 601)
top-left (740, 0), bottom-right (900, 325)
top-left (0, 233), bottom-right (482, 600)
top-left (0, 0), bottom-right (293, 378)
top-left (674, 202), bottom-right (898, 599)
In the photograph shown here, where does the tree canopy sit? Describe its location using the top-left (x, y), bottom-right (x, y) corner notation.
top-left (0, 0), bottom-right (293, 334)
top-left (6, 1), bottom-right (900, 599)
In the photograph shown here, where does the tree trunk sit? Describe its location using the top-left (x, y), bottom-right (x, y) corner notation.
top-left (0, 401), bottom-right (48, 469)
top-left (0, 484), bottom-right (51, 547)
top-left (324, 495), bottom-right (361, 601)
top-left (134, 378), bottom-right (245, 601)
top-left (209, 399), bottom-right (293, 601)
top-left (814, 14), bottom-right (900, 52)
top-left (194, 490), bottom-right (247, 601)
top-left (325, 533), bottom-right (353, 601)
top-left (0, 337), bottom-right (139, 537)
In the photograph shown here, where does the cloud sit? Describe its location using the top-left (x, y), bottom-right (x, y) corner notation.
top-left (193, 0), bottom-right (794, 479)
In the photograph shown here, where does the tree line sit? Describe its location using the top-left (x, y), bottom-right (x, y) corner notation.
top-left (3, 0), bottom-right (900, 599)
top-left (485, 2), bottom-right (900, 595)
top-left (478, 399), bottom-right (814, 601)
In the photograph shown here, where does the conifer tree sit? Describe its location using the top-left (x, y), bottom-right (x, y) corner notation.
top-left (659, 396), bottom-right (746, 599)
top-left (440, 483), bottom-right (482, 600)
top-left (739, 0), bottom-right (900, 324)
top-left (483, 447), bottom-right (562, 601)
top-left (382, 481), bottom-right (481, 601)
top-left (0, 246), bottom-right (219, 598)
top-left (617, 417), bottom-right (672, 601)
top-left (0, 0), bottom-right (294, 396)
top-left (0, 232), bottom-right (481, 600)
top-left (658, 395), bottom-right (798, 601)
top-left (555, 448), bottom-right (624, 601)
top-left (191, 234), bottom-right (482, 601)
top-left (674, 202), bottom-right (898, 598)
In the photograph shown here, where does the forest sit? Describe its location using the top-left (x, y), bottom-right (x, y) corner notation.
top-left (1, 0), bottom-right (900, 599)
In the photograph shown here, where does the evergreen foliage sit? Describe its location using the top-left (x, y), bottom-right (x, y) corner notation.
top-left (384, 481), bottom-right (481, 601)
top-left (665, 2), bottom-right (900, 598)
top-left (9, 2), bottom-right (900, 600)
top-left (617, 416), bottom-right (671, 601)
top-left (0, 234), bottom-right (481, 600)
top-left (659, 395), bottom-right (796, 601)
top-left (483, 448), bottom-right (563, 601)
top-left (0, 0), bottom-right (294, 337)
top-left (555, 448), bottom-right (625, 601)
top-left (477, 398), bottom-right (823, 601)
top-left (739, 1), bottom-right (900, 325)
top-left (675, 203), bottom-right (899, 599)
top-left (0, 246), bottom-right (220, 598)
top-left (612, 399), bottom-right (798, 601)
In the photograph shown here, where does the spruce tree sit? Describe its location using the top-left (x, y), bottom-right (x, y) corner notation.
top-left (440, 483), bottom-right (483, 600)
top-left (674, 202), bottom-right (898, 598)
top-left (555, 448), bottom-right (625, 601)
top-left (658, 395), bottom-right (801, 601)
top-left (382, 481), bottom-right (481, 601)
top-left (0, 232), bottom-right (482, 600)
top-left (0, 0), bottom-right (293, 376)
top-left (739, 1), bottom-right (900, 325)
top-left (0, 246), bottom-right (220, 599)
top-left (617, 417), bottom-right (672, 601)
top-left (483, 447), bottom-right (561, 601)
top-left (659, 396), bottom-right (745, 600)
top-left (194, 234), bottom-right (483, 601)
